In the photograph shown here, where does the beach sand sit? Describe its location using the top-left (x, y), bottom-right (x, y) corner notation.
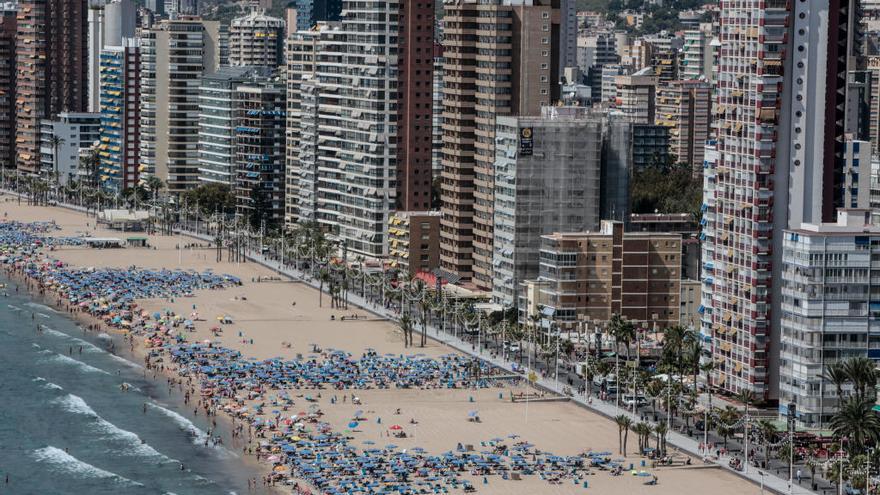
top-left (0, 195), bottom-right (758, 495)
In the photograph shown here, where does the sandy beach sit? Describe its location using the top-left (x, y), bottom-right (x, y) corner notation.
top-left (0, 194), bottom-right (760, 495)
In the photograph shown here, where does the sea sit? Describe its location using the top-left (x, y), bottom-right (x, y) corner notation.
top-left (0, 278), bottom-right (260, 495)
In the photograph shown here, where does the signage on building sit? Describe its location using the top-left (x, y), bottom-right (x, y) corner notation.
top-left (519, 127), bottom-right (533, 156)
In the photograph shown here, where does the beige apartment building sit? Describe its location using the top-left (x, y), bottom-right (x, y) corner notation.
top-left (440, 0), bottom-right (560, 289)
top-left (524, 221), bottom-right (682, 330)
top-left (139, 17), bottom-right (220, 195)
top-left (614, 68), bottom-right (657, 124)
top-left (655, 79), bottom-right (711, 174)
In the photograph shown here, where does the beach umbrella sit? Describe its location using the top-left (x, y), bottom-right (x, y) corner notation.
top-left (389, 425), bottom-right (403, 431)
top-left (348, 421), bottom-right (359, 429)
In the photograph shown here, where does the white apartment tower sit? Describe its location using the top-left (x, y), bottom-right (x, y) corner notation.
top-left (286, 2), bottom-right (399, 257)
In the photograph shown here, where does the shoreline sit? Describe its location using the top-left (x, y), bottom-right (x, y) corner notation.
top-left (0, 258), bottom-right (285, 494)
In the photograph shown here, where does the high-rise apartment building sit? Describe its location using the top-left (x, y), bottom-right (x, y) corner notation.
top-left (139, 18), bottom-right (220, 195)
top-left (869, 56), bottom-right (880, 156)
top-left (702, 0), bottom-right (870, 400)
top-left (440, 0), bottom-right (560, 289)
top-left (779, 209), bottom-right (880, 426)
top-left (614, 68), bottom-right (657, 124)
top-left (655, 79), bottom-right (711, 172)
top-left (233, 77), bottom-right (286, 230)
top-left (396, 0), bottom-right (435, 212)
top-left (16, 0), bottom-right (89, 175)
top-left (431, 43), bottom-right (444, 180)
top-left (700, 0), bottom-right (788, 397)
top-left (283, 0), bottom-right (433, 256)
top-left (197, 66), bottom-right (261, 186)
top-left (524, 221), bottom-right (682, 331)
top-left (165, 0), bottom-right (198, 17)
top-left (0, 6), bottom-right (16, 171)
top-left (492, 107), bottom-right (603, 306)
top-left (97, 38), bottom-right (141, 192)
top-left (600, 114), bottom-right (633, 223)
top-left (284, 0), bottom-right (430, 257)
top-left (680, 23), bottom-right (717, 82)
top-left (577, 31), bottom-right (618, 76)
top-left (229, 10), bottom-right (284, 68)
top-left (87, 0), bottom-right (136, 113)
top-left (283, 26), bottom-right (322, 225)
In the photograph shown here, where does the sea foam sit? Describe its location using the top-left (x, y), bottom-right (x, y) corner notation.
top-left (147, 403), bottom-right (209, 446)
top-left (43, 353), bottom-right (111, 375)
top-left (53, 394), bottom-right (175, 462)
top-left (25, 302), bottom-right (58, 313)
top-left (31, 446), bottom-right (143, 486)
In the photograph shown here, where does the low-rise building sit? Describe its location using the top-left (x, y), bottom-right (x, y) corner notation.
top-left (40, 113), bottom-right (102, 185)
top-left (388, 211), bottom-right (441, 276)
top-left (523, 220), bottom-right (681, 331)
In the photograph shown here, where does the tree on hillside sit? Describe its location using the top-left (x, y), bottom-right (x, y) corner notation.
top-left (631, 163), bottom-right (702, 217)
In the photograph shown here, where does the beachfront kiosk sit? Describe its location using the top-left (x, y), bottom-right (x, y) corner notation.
top-left (97, 209), bottom-right (151, 232)
top-left (82, 237), bottom-right (124, 248)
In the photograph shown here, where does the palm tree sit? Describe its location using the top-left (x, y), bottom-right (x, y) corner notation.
top-left (418, 290), bottom-right (431, 347)
top-left (398, 314), bottom-right (413, 348)
top-left (804, 453), bottom-right (819, 489)
top-left (756, 419), bottom-right (777, 464)
top-left (48, 136), bottom-right (65, 188)
top-left (716, 406), bottom-right (741, 448)
top-left (634, 422), bottom-right (651, 453)
top-left (144, 175), bottom-right (164, 199)
top-left (615, 414), bottom-right (629, 455)
top-left (646, 379), bottom-right (664, 420)
top-left (654, 422), bottom-right (669, 455)
top-left (830, 397), bottom-right (880, 453)
top-left (825, 361), bottom-right (850, 402)
top-left (318, 267), bottom-right (330, 307)
top-left (609, 314), bottom-right (636, 361)
top-left (842, 357), bottom-right (878, 401)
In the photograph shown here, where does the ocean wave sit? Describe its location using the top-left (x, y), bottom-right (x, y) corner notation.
top-left (25, 302), bottom-right (58, 313)
top-left (31, 343), bottom-right (41, 349)
top-left (41, 326), bottom-right (72, 340)
top-left (43, 381), bottom-right (64, 391)
top-left (33, 376), bottom-right (45, 382)
top-left (41, 327), bottom-right (111, 355)
top-left (43, 353), bottom-right (111, 375)
top-left (147, 403), bottom-right (209, 446)
top-left (7, 304), bottom-right (20, 311)
top-left (53, 394), bottom-right (175, 462)
top-left (107, 353), bottom-right (144, 369)
top-left (38, 312), bottom-right (51, 319)
top-left (31, 447), bottom-right (143, 487)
